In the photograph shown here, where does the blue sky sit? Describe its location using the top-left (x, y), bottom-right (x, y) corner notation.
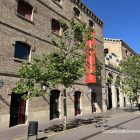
top-left (81, 0), bottom-right (140, 54)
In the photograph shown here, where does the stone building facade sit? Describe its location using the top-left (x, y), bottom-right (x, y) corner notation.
top-left (0, 0), bottom-right (105, 129)
top-left (104, 38), bottom-right (136, 109)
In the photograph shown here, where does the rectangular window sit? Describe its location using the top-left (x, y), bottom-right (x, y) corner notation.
top-left (14, 41), bottom-right (30, 60)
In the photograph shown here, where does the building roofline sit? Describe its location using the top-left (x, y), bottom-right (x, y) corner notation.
top-left (104, 38), bottom-right (137, 55)
top-left (104, 38), bottom-right (121, 42)
top-left (71, 0), bottom-right (104, 27)
top-left (120, 40), bottom-right (137, 55)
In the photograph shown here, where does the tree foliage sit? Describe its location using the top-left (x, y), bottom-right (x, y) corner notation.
top-left (13, 19), bottom-right (102, 99)
top-left (119, 55), bottom-right (140, 102)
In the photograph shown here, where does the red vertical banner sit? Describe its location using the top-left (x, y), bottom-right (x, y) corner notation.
top-left (86, 32), bottom-right (96, 83)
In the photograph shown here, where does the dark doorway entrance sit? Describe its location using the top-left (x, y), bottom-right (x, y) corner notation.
top-left (74, 91), bottom-right (81, 116)
top-left (91, 92), bottom-right (96, 113)
top-left (50, 90), bottom-right (60, 120)
top-left (124, 97), bottom-right (126, 107)
top-left (117, 88), bottom-right (120, 107)
top-left (10, 93), bottom-right (26, 127)
top-left (108, 87), bottom-right (112, 109)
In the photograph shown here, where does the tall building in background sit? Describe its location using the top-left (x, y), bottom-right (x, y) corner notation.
top-left (104, 38), bottom-right (136, 110)
top-left (0, 0), bottom-right (105, 129)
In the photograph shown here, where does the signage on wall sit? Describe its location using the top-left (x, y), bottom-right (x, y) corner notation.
top-left (86, 32), bottom-right (96, 83)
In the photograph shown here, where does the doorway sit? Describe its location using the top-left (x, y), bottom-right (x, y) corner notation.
top-left (91, 92), bottom-right (96, 113)
top-left (117, 88), bottom-right (120, 107)
top-left (124, 97), bottom-right (126, 107)
top-left (9, 93), bottom-right (26, 127)
top-left (108, 87), bottom-right (112, 109)
top-left (74, 91), bottom-right (81, 116)
top-left (50, 90), bottom-right (60, 120)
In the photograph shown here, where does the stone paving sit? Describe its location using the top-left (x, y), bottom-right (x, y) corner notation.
top-left (0, 108), bottom-right (138, 140)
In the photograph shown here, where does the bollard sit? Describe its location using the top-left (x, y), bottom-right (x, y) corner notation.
top-left (27, 121), bottom-right (38, 140)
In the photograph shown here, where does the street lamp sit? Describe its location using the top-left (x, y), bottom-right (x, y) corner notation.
top-left (0, 79), bottom-right (4, 87)
top-left (89, 88), bottom-right (92, 94)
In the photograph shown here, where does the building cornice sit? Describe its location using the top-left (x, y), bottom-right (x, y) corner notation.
top-left (104, 38), bottom-right (121, 43)
top-left (104, 38), bottom-right (137, 55)
top-left (71, 0), bottom-right (104, 27)
top-left (121, 40), bottom-right (137, 55)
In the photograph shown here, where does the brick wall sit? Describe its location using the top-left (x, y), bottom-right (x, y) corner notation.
top-left (0, 0), bottom-right (105, 128)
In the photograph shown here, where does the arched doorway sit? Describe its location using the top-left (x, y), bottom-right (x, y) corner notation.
top-left (116, 88), bottom-right (120, 107)
top-left (108, 87), bottom-right (112, 109)
top-left (50, 90), bottom-right (60, 120)
top-left (74, 91), bottom-right (81, 116)
top-left (9, 93), bottom-right (26, 127)
top-left (116, 76), bottom-right (121, 107)
top-left (107, 73), bottom-right (113, 110)
top-left (124, 97), bottom-right (126, 107)
top-left (91, 92), bottom-right (96, 113)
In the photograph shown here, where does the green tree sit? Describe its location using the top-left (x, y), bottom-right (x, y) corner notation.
top-left (13, 19), bottom-right (102, 99)
top-left (119, 55), bottom-right (140, 106)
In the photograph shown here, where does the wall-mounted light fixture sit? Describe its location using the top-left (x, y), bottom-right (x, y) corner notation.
top-left (42, 84), bottom-right (48, 91)
top-left (102, 87), bottom-right (107, 94)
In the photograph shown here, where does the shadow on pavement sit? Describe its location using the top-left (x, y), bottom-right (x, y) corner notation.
top-left (38, 109), bottom-right (130, 137)
top-left (123, 108), bottom-right (139, 112)
top-left (43, 117), bottom-right (109, 134)
top-left (37, 136), bottom-right (48, 140)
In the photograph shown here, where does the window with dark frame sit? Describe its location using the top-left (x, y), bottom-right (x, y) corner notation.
top-left (89, 20), bottom-right (94, 29)
top-left (104, 48), bottom-right (109, 54)
top-left (51, 19), bottom-right (61, 35)
top-left (14, 41), bottom-right (30, 61)
top-left (125, 50), bottom-right (128, 56)
top-left (17, 0), bottom-right (33, 21)
top-left (74, 7), bottom-right (80, 18)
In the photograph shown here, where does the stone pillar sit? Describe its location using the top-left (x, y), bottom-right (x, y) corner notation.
top-left (111, 85), bottom-right (117, 108)
top-left (102, 88), bottom-right (107, 112)
top-left (119, 87), bottom-right (124, 108)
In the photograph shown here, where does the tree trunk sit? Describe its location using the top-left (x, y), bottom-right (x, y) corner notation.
top-left (63, 88), bottom-right (67, 130)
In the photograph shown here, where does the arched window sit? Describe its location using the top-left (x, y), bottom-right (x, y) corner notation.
top-left (51, 19), bottom-right (61, 35)
top-left (107, 72), bottom-right (113, 86)
top-left (89, 20), bottom-right (95, 30)
top-left (125, 50), bottom-right (128, 56)
top-left (50, 90), bottom-right (60, 120)
top-left (74, 7), bottom-right (80, 18)
top-left (14, 41), bottom-right (30, 60)
top-left (74, 91), bottom-right (81, 116)
top-left (17, 0), bottom-right (33, 21)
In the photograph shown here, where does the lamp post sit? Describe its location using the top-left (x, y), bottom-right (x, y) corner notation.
top-left (0, 79), bottom-right (4, 88)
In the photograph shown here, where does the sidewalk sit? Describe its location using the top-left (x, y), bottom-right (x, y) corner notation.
top-left (0, 108), bottom-right (137, 140)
